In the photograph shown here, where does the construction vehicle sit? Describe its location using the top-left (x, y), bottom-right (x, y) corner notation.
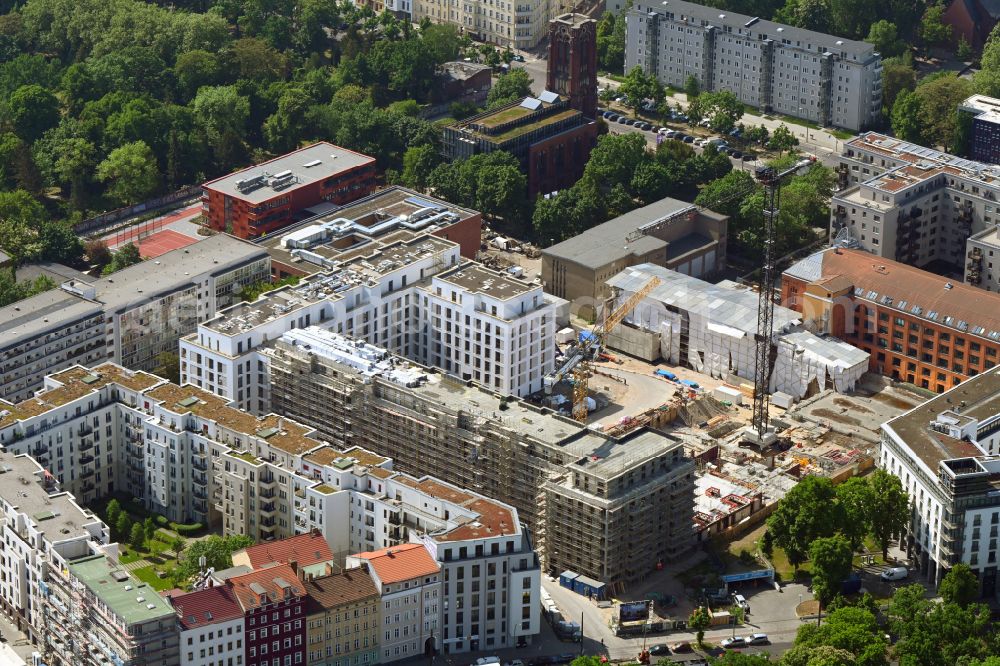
top-left (543, 276), bottom-right (661, 421)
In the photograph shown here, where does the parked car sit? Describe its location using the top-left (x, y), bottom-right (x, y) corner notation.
top-left (742, 152), bottom-right (757, 161)
top-left (699, 118), bottom-right (712, 127)
top-left (649, 645), bottom-right (670, 656)
top-left (721, 637), bottom-right (747, 649)
top-left (880, 567), bottom-right (909, 581)
top-left (475, 657), bottom-right (500, 666)
top-left (730, 150), bottom-right (743, 158)
top-left (555, 655), bottom-right (577, 664)
top-left (602, 111), bottom-right (613, 118)
top-left (506, 661), bottom-right (525, 666)
top-left (671, 642), bottom-right (692, 653)
top-left (512, 54), bottom-right (525, 62)
top-left (682, 135), bottom-right (694, 143)
top-left (617, 116), bottom-right (628, 124)
top-left (748, 634), bottom-right (769, 646)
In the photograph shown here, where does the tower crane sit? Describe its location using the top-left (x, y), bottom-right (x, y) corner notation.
top-left (545, 276), bottom-right (661, 421)
top-left (749, 157), bottom-right (815, 443)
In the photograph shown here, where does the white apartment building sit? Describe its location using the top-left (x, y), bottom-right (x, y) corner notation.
top-left (412, 0), bottom-right (550, 49)
top-left (0, 362), bottom-right (543, 652)
top-left (625, 0), bottom-right (882, 131)
top-left (965, 225), bottom-right (1000, 292)
top-left (0, 234), bottom-right (270, 403)
top-left (346, 543), bottom-right (441, 662)
top-left (880, 366), bottom-right (1000, 598)
top-left (170, 585), bottom-right (246, 666)
top-left (0, 451), bottom-right (111, 659)
top-left (832, 133), bottom-right (1000, 274)
top-left (179, 233), bottom-right (556, 415)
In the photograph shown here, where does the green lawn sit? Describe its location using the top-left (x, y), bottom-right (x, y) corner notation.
top-left (132, 564), bottom-right (175, 591)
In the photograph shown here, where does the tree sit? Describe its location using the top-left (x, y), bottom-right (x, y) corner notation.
top-left (712, 653), bottom-right (772, 666)
top-left (689, 606), bottom-right (711, 646)
top-left (84, 239), bottom-right (112, 268)
top-left (809, 535), bottom-right (854, 607)
top-left (768, 124), bottom-right (799, 154)
top-left (957, 37), bottom-right (973, 61)
top-left (486, 69), bottom-right (533, 109)
top-left (881, 61), bottom-right (917, 114)
top-left (630, 161), bottom-right (673, 204)
top-left (782, 644), bottom-right (858, 666)
top-left (891, 90), bottom-right (923, 143)
top-left (96, 141), bottom-right (159, 206)
top-left (829, 0), bottom-right (875, 40)
top-left (173, 49), bottom-right (221, 100)
top-left (583, 132), bottom-right (648, 191)
top-left (686, 90), bottom-right (744, 132)
top-left (51, 137), bottom-right (97, 210)
top-left (919, 4), bottom-right (953, 47)
top-left (176, 534), bottom-right (255, 581)
top-left (6, 84), bottom-right (60, 143)
top-left (597, 11), bottom-right (626, 73)
top-left (974, 25), bottom-right (1000, 97)
top-left (115, 513), bottom-right (131, 541)
top-left (865, 20), bottom-right (905, 58)
top-left (794, 0), bottom-right (832, 32)
top-left (766, 476), bottom-right (842, 568)
top-left (143, 517), bottom-right (156, 544)
top-left (129, 522), bottom-right (146, 551)
top-left (0, 270), bottom-right (55, 308)
top-left (914, 74), bottom-right (973, 149)
top-left (939, 563), bottom-right (979, 608)
top-left (192, 85), bottom-right (250, 144)
top-left (401, 144), bottom-right (441, 191)
top-left (619, 66), bottom-right (659, 115)
top-left (835, 476), bottom-right (873, 551)
top-left (105, 499), bottom-right (122, 530)
top-left (102, 242), bottom-right (143, 275)
top-left (684, 74), bottom-right (700, 99)
top-left (171, 536), bottom-right (186, 562)
top-left (0, 190), bottom-right (48, 262)
top-left (889, 584), bottom-right (992, 666)
top-left (868, 469), bottom-right (908, 560)
top-left (794, 606), bottom-right (887, 666)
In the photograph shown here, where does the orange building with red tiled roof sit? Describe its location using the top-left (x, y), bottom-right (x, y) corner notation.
top-left (783, 247), bottom-right (1000, 393)
top-left (232, 530), bottom-right (334, 574)
top-left (227, 564), bottom-right (306, 666)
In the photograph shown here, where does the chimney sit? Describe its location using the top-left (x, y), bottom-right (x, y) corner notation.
top-left (325, 563), bottom-right (333, 576)
top-left (289, 559), bottom-right (298, 576)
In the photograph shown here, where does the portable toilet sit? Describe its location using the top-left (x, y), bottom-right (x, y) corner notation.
top-left (559, 570), bottom-right (580, 589)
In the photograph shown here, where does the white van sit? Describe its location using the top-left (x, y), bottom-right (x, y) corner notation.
top-left (880, 567), bottom-right (908, 581)
top-left (732, 593), bottom-right (749, 611)
top-left (475, 658), bottom-right (501, 666)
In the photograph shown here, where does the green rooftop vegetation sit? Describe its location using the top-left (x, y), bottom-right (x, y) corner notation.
top-left (231, 451), bottom-right (260, 464)
top-left (314, 484), bottom-right (336, 494)
top-left (489, 109), bottom-right (579, 142)
top-left (476, 104), bottom-right (533, 127)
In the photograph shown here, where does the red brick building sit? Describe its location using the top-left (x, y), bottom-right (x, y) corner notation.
top-left (547, 13), bottom-right (598, 119)
top-left (202, 142), bottom-right (376, 240)
top-left (943, 0), bottom-right (1000, 49)
top-left (782, 247), bottom-right (1000, 393)
top-left (229, 563), bottom-right (307, 666)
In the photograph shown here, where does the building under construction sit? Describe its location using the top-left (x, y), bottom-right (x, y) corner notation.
top-left (266, 327), bottom-right (696, 590)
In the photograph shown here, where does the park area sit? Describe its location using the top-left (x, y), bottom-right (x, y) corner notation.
top-left (93, 495), bottom-right (250, 592)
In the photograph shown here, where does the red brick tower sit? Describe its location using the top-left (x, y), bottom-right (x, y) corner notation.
top-left (546, 13), bottom-right (598, 119)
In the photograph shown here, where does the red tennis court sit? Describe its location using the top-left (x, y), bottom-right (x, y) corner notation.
top-left (138, 229), bottom-right (200, 258)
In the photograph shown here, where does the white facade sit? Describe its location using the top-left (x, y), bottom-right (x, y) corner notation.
top-left (0, 235), bottom-right (270, 403)
top-left (880, 368), bottom-right (1000, 595)
top-left (625, 0), bottom-right (882, 131)
top-left (965, 225), bottom-right (1000, 292)
top-left (180, 234), bottom-right (555, 414)
top-left (832, 133), bottom-right (1000, 275)
top-left (412, 0), bottom-right (550, 48)
top-left (608, 264), bottom-right (868, 399)
top-left (179, 617), bottom-right (244, 666)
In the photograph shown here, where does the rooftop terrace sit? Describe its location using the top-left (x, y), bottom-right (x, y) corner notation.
top-left (435, 262), bottom-right (537, 300)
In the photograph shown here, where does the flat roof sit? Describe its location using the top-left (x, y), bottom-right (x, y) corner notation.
top-left (434, 262), bottom-right (536, 300)
top-left (632, 0), bottom-right (877, 59)
top-left (453, 96), bottom-right (587, 143)
top-left (884, 367), bottom-right (1000, 469)
top-left (563, 428), bottom-right (686, 481)
top-left (69, 555), bottom-right (176, 625)
top-left (969, 224), bottom-right (1000, 249)
top-left (260, 186), bottom-right (478, 273)
top-left (203, 142), bottom-right (375, 204)
top-left (0, 234), bottom-right (267, 345)
top-left (0, 452), bottom-right (101, 543)
top-left (608, 264), bottom-right (802, 335)
top-left (543, 198), bottom-right (722, 270)
top-left (961, 94), bottom-right (1000, 123)
top-left (846, 133), bottom-right (1000, 189)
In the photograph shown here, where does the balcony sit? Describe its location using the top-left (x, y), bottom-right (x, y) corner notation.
top-left (77, 424), bottom-right (93, 437)
top-left (259, 475), bottom-right (277, 489)
top-left (79, 455), bottom-right (94, 466)
top-left (259, 487), bottom-right (276, 499)
top-left (192, 473), bottom-right (207, 487)
top-left (192, 458), bottom-right (208, 472)
top-left (259, 502), bottom-right (276, 516)
top-left (193, 487), bottom-right (208, 500)
top-left (78, 438), bottom-right (94, 453)
top-left (79, 467), bottom-right (95, 479)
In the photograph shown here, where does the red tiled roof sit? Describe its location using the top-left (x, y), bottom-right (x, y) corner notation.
top-left (171, 585), bottom-right (243, 629)
top-left (350, 543), bottom-right (439, 585)
top-left (228, 564), bottom-right (305, 612)
top-left (239, 531), bottom-right (334, 570)
top-left (801, 248), bottom-right (1000, 337)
